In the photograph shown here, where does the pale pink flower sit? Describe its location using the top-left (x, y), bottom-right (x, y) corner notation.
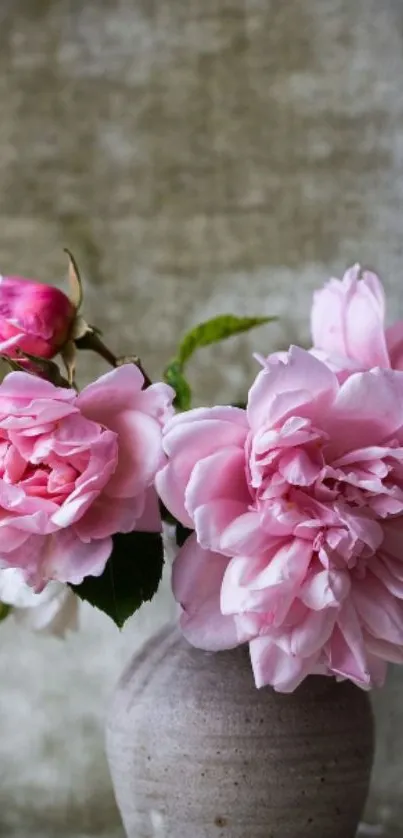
top-left (311, 263), bottom-right (403, 376)
top-left (157, 347), bottom-right (403, 692)
top-left (0, 275), bottom-right (76, 360)
top-left (0, 567), bottom-right (79, 636)
top-left (0, 365), bottom-right (173, 590)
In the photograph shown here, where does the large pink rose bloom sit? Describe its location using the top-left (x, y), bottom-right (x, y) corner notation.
top-left (157, 347), bottom-right (403, 692)
top-left (0, 365), bottom-right (173, 589)
top-left (311, 263), bottom-right (403, 376)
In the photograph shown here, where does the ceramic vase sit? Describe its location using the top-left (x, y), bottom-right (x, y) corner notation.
top-left (106, 624), bottom-right (374, 838)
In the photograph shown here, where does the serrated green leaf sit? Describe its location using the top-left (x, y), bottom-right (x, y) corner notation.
top-left (0, 602), bottom-right (11, 622)
top-left (70, 531), bottom-right (164, 628)
top-left (163, 360), bottom-right (192, 411)
top-left (164, 314), bottom-right (275, 411)
top-left (177, 315), bottom-right (275, 366)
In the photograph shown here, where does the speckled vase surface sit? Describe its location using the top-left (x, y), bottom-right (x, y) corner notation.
top-left (106, 624), bottom-right (374, 838)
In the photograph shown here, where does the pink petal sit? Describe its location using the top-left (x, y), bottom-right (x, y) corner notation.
top-left (0, 478), bottom-right (25, 509)
top-left (309, 347), bottom-right (361, 381)
top-left (185, 447), bottom-right (250, 517)
top-left (0, 526), bottom-right (30, 554)
top-left (77, 364), bottom-right (144, 415)
top-left (311, 274), bottom-right (354, 357)
top-left (220, 554), bottom-right (271, 615)
top-left (286, 608), bottom-right (337, 657)
top-left (51, 431), bottom-right (119, 528)
top-left (335, 505), bottom-right (384, 554)
top-left (364, 634), bottom-right (403, 665)
top-left (50, 490), bottom-right (100, 529)
top-left (134, 486), bottom-right (162, 532)
top-left (311, 266), bottom-right (389, 368)
top-left (193, 499), bottom-right (251, 553)
top-left (327, 599), bottom-right (375, 687)
top-left (221, 539), bottom-right (313, 626)
top-left (364, 654), bottom-right (388, 688)
top-left (370, 556), bottom-right (403, 600)
top-left (328, 624), bottom-right (371, 687)
top-left (156, 460), bottom-right (194, 528)
top-left (218, 510), bottom-right (269, 556)
top-left (249, 635), bottom-right (319, 692)
top-left (247, 346), bottom-right (338, 431)
top-left (344, 272), bottom-right (389, 367)
top-left (329, 368), bottom-right (403, 454)
top-left (179, 608), bottom-right (242, 652)
top-left (0, 371), bottom-right (75, 402)
top-left (163, 411), bottom-right (247, 460)
top-left (382, 554), bottom-right (403, 585)
top-left (353, 573), bottom-right (403, 645)
top-left (157, 408), bottom-right (247, 526)
top-left (29, 413), bottom-right (105, 463)
top-left (0, 534), bottom-right (48, 583)
top-left (132, 382), bottom-right (175, 425)
top-left (0, 333), bottom-right (28, 353)
top-left (172, 534), bottom-right (243, 650)
top-left (0, 509), bottom-right (53, 535)
top-left (277, 446), bottom-right (323, 486)
top-left (42, 529), bottom-right (112, 585)
top-left (300, 569), bottom-right (351, 610)
top-left (75, 493), bottom-right (145, 541)
top-left (251, 538), bottom-right (312, 592)
top-left (164, 405), bottom-right (247, 436)
top-left (105, 411), bottom-right (164, 499)
top-left (386, 320), bottom-right (403, 370)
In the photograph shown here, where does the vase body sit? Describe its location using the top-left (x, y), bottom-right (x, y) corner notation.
top-left (106, 625), bottom-right (374, 838)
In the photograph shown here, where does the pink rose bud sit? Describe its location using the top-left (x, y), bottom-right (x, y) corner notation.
top-left (310, 263), bottom-right (403, 377)
top-left (0, 275), bottom-right (76, 360)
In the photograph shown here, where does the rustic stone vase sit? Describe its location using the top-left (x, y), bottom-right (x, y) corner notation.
top-left (106, 624), bottom-right (374, 838)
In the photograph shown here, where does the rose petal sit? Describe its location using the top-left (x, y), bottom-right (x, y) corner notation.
top-left (172, 534), bottom-right (244, 650)
top-left (249, 635), bottom-right (320, 691)
top-left (247, 346), bottom-right (338, 431)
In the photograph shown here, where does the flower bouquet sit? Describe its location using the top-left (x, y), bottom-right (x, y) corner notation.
top-left (0, 257), bottom-right (400, 837)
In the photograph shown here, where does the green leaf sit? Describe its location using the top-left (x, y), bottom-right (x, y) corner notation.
top-left (70, 531), bottom-right (164, 628)
top-left (0, 602), bottom-right (11, 622)
top-left (177, 315), bottom-right (275, 366)
top-left (175, 523), bottom-right (193, 548)
top-left (159, 500), bottom-right (177, 526)
top-left (164, 314), bottom-right (275, 410)
top-left (163, 360), bottom-right (192, 411)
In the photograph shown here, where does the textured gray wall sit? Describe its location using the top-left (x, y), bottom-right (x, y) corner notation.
top-left (0, 1), bottom-right (402, 835)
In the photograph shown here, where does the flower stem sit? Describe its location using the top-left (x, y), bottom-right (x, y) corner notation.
top-left (75, 332), bottom-right (152, 387)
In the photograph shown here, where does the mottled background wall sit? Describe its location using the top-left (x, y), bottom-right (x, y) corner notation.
top-left (0, 1), bottom-right (402, 836)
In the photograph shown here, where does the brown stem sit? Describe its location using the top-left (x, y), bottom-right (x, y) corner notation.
top-left (75, 333), bottom-right (152, 388)
top-left (75, 331), bottom-right (118, 367)
top-left (115, 354), bottom-right (152, 388)
top-left (134, 361), bottom-right (152, 389)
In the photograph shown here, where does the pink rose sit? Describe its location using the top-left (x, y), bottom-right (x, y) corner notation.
top-left (157, 347), bottom-right (403, 692)
top-left (0, 365), bottom-right (173, 589)
top-left (0, 275), bottom-right (76, 359)
top-left (311, 263), bottom-right (403, 376)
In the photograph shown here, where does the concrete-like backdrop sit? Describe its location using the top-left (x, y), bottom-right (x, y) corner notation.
top-left (0, 1), bottom-right (401, 835)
